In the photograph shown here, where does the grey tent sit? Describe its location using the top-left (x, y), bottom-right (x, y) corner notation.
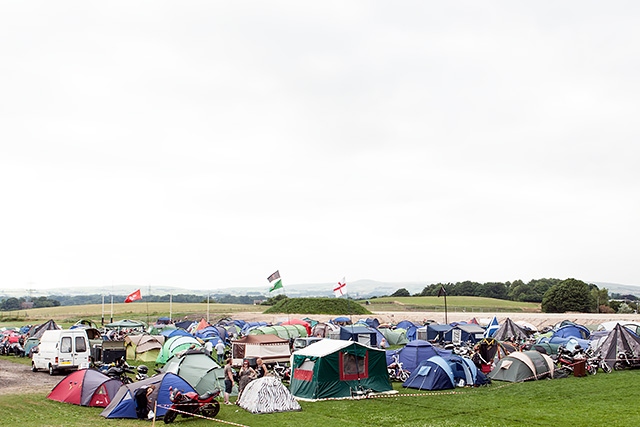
top-left (27, 319), bottom-right (61, 339)
top-left (488, 351), bottom-right (554, 382)
top-left (592, 323), bottom-right (640, 370)
top-left (492, 318), bottom-right (529, 342)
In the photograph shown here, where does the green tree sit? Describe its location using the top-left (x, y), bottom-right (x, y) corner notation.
top-left (0, 297), bottom-right (22, 311)
top-left (541, 278), bottom-right (596, 313)
top-left (590, 287), bottom-right (610, 312)
top-left (391, 288), bottom-right (410, 297)
top-left (479, 282), bottom-right (509, 300)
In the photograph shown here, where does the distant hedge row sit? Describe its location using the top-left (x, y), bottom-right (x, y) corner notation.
top-left (263, 297), bottom-right (371, 315)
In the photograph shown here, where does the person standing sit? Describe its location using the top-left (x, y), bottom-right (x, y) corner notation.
top-left (204, 339), bottom-right (213, 357)
top-left (223, 358), bottom-right (234, 405)
top-left (237, 359), bottom-right (256, 400)
top-left (215, 340), bottom-right (226, 364)
top-left (255, 358), bottom-right (268, 378)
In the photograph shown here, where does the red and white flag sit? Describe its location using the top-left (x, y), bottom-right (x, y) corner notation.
top-left (333, 278), bottom-right (347, 297)
top-left (124, 289), bottom-right (142, 303)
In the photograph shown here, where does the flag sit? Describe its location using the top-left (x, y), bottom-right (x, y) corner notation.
top-left (484, 316), bottom-right (500, 338)
top-left (269, 279), bottom-right (283, 292)
top-left (267, 270), bottom-right (281, 283)
top-left (437, 285), bottom-right (447, 297)
top-left (124, 289), bottom-right (142, 303)
top-left (334, 278), bottom-right (347, 297)
top-left (268, 270), bottom-right (283, 292)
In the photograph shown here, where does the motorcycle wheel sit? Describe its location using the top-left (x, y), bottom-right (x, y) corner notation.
top-left (200, 402), bottom-right (220, 419)
top-left (614, 361), bottom-right (625, 371)
top-left (601, 362), bottom-right (612, 374)
top-left (399, 371), bottom-right (410, 382)
top-left (163, 409), bottom-right (177, 424)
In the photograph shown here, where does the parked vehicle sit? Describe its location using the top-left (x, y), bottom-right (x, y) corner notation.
top-left (614, 350), bottom-right (640, 371)
top-left (272, 361), bottom-right (291, 383)
top-left (292, 337), bottom-right (322, 352)
top-left (31, 329), bottom-right (91, 375)
top-left (387, 353), bottom-right (411, 382)
top-left (163, 387), bottom-right (220, 424)
top-left (135, 364), bottom-right (149, 381)
top-left (555, 344), bottom-right (593, 375)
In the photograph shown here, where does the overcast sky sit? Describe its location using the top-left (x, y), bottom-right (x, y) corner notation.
top-left (1, 2), bottom-right (639, 293)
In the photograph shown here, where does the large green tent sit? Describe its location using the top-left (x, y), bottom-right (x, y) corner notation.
top-left (249, 325), bottom-right (308, 340)
top-left (290, 339), bottom-right (394, 401)
top-left (380, 328), bottom-right (409, 346)
top-left (162, 351), bottom-right (234, 395)
top-left (156, 335), bottom-right (202, 364)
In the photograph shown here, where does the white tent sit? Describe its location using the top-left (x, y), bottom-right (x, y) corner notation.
top-left (236, 376), bottom-right (301, 414)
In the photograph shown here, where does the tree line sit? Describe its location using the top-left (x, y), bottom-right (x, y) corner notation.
top-left (390, 277), bottom-right (634, 314)
top-left (0, 293), bottom-right (258, 311)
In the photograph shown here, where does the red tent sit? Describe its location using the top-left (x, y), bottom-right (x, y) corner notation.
top-left (48, 369), bottom-right (122, 407)
top-left (281, 319), bottom-right (312, 335)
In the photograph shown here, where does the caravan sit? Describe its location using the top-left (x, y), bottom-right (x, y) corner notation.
top-left (31, 329), bottom-right (91, 375)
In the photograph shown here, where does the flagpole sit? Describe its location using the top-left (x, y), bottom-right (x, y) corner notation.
top-left (169, 294), bottom-right (173, 323)
top-left (146, 284), bottom-right (150, 326)
top-left (444, 293), bottom-right (448, 324)
top-left (207, 293), bottom-right (210, 324)
top-left (110, 295), bottom-right (113, 324)
top-left (101, 295), bottom-right (105, 326)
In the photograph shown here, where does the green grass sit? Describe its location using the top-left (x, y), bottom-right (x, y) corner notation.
top-left (365, 296), bottom-right (540, 313)
top-left (1, 362), bottom-right (638, 427)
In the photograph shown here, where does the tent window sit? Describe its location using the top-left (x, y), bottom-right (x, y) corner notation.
top-left (61, 337), bottom-right (72, 353)
top-left (339, 351), bottom-right (368, 380)
top-left (417, 366), bottom-right (431, 376)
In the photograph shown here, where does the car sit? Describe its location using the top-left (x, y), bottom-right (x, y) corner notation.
top-left (292, 337), bottom-right (323, 351)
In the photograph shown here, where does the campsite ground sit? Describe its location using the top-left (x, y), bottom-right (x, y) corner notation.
top-left (0, 358), bottom-right (59, 395)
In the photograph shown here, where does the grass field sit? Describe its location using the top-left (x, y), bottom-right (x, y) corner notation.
top-left (0, 359), bottom-right (637, 427)
top-left (0, 296), bottom-right (540, 329)
top-left (366, 296), bottom-right (540, 314)
top-left (0, 302), bottom-right (259, 328)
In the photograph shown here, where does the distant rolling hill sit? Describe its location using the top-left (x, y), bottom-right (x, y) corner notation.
top-left (3, 279), bottom-right (639, 299)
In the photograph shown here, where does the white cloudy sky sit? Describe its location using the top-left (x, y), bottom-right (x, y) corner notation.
top-left (1, 2), bottom-right (639, 292)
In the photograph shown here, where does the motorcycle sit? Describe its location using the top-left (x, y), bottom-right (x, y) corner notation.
top-left (135, 365), bottom-right (149, 381)
top-left (387, 353), bottom-right (411, 382)
top-left (163, 387), bottom-right (221, 424)
top-left (103, 358), bottom-right (135, 384)
top-left (613, 350), bottom-right (640, 371)
top-left (585, 348), bottom-right (612, 374)
top-left (272, 362), bottom-right (291, 383)
top-left (555, 344), bottom-right (593, 375)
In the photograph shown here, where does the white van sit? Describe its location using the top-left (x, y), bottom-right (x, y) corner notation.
top-left (31, 329), bottom-right (91, 375)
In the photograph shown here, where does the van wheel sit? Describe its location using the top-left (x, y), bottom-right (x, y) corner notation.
top-left (31, 363), bottom-right (38, 372)
top-left (48, 364), bottom-right (55, 376)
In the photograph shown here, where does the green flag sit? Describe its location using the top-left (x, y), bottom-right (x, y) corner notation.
top-left (269, 279), bottom-right (283, 292)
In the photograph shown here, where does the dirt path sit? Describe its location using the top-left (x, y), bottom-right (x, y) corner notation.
top-left (0, 358), bottom-right (61, 395)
